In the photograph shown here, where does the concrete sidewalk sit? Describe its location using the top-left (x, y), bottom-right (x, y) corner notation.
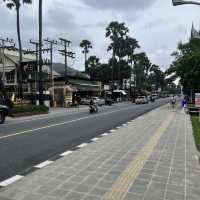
top-left (0, 105), bottom-right (199, 200)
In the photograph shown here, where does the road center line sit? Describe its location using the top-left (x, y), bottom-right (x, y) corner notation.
top-left (0, 106), bottom-right (137, 140)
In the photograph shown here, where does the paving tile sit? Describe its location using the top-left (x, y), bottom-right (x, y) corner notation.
top-left (21, 193), bottom-right (44, 200)
top-left (165, 190), bottom-right (185, 200)
top-left (64, 191), bottom-right (84, 200)
top-left (73, 184), bottom-right (92, 193)
top-left (89, 187), bottom-right (108, 197)
top-left (49, 189), bottom-right (69, 198)
top-left (124, 192), bottom-right (143, 200)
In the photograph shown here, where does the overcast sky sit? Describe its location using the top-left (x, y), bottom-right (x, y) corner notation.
top-left (1, 0), bottom-right (200, 71)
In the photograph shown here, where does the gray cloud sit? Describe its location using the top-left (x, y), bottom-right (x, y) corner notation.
top-left (81, 0), bottom-right (157, 11)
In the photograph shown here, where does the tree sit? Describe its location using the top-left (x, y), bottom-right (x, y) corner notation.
top-left (149, 64), bottom-right (165, 91)
top-left (86, 56), bottom-right (100, 79)
top-left (80, 40), bottom-right (92, 72)
top-left (3, 0), bottom-right (32, 98)
top-left (168, 38), bottom-right (200, 101)
top-left (132, 52), bottom-right (151, 90)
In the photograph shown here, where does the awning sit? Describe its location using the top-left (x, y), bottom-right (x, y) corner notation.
top-left (113, 90), bottom-right (127, 95)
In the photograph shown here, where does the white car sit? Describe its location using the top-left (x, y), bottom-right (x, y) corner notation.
top-left (92, 97), bottom-right (105, 106)
top-left (135, 96), bottom-right (148, 104)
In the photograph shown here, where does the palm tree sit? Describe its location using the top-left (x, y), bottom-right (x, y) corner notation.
top-left (80, 40), bottom-right (92, 72)
top-left (3, 0), bottom-right (32, 98)
top-left (106, 21), bottom-right (129, 89)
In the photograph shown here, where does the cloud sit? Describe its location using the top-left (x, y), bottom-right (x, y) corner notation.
top-left (81, 0), bottom-right (157, 11)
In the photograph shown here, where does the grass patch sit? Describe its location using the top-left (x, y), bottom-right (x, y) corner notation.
top-left (191, 116), bottom-right (200, 151)
top-left (10, 105), bottom-right (49, 116)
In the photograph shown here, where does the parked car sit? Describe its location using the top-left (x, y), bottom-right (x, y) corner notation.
top-left (81, 98), bottom-right (91, 105)
top-left (92, 97), bottom-right (105, 106)
top-left (0, 104), bottom-right (9, 124)
top-left (135, 96), bottom-right (148, 104)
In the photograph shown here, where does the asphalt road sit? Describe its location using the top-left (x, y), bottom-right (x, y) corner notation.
top-left (0, 99), bottom-right (169, 182)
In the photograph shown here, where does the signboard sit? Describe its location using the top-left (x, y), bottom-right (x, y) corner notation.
top-left (195, 93), bottom-right (200, 107)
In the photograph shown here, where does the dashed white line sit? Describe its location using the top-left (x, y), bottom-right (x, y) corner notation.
top-left (116, 126), bottom-right (121, 129)
top-left (34, 160), bottom-right (53, 169)
top-left (102, 133), bottom-right (108, 136)
top-left (0, 175), bottom-right (24, 187)
top-left (77, 143), bottom-right (88, 148)
top-left (60, 151), bottom-right (73, 157)
top-left (110, 129), bottom-right (116, 133)
top-left (91, 138), bottom-right (99, 142)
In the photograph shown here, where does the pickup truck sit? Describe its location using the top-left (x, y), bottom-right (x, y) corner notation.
top-left (0, 104), bottom-right (9, 124)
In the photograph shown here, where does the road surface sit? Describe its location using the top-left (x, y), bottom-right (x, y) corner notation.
top-left (0, 99), bottom-right (169, 182)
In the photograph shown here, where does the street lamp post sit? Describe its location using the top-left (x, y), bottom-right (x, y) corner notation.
top-left (172, 0), bottom-right (200, 104)
top-left (172, 0), bottom-right (200, 6)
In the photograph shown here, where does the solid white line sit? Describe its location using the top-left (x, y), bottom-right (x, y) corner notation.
top-left (0, 106), bottom-right (134, 140)
top-left (0, 175), bottom-right (24, 187)
top-left (91, 138), bottom-right (99, 142)
top-left (60, 151), bottom-right (73, 157)
top-left (34, 160), bottom-right (53, 169)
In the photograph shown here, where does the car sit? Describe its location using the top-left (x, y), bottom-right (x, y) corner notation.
top-left (0, 104), bottom-right (9, 124)
top-left (135, 96), bottom-right (148, 104)
top-left (92, 97), bottom-right (105, 106)
top-left (81, 98), bottom-right (91, 105)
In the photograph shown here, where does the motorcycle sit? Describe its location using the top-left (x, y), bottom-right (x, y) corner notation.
top-left (89, 105), bottom-right (98, 113)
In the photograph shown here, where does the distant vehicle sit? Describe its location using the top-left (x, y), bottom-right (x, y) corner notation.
top-left (0, 104), bottom-right (9, 124)
top-left (152, 94), bottom-right (158, 100)
top-left (92, 97), bottom-right (105, 106)
top-left (135, 96), bottom-right (148, 104)
top-left (81, 98), bottom-right (91, 105)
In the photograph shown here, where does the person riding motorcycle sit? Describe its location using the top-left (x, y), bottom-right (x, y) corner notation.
top-left (89, 99), bottom-right (98, 113)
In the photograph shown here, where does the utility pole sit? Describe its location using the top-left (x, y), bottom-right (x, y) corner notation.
top-left (59, 38), bottom-right (75, 84)
top-left (29, 40), bottom-right (39, 104)
top-left (44, 38), bottom-right (57, 103)
top-left (26, 40), bottom-right (51, 105)
top-left (39, 0), bottom-right (43, 105)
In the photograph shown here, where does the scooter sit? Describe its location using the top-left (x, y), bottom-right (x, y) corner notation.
top-left (89, 105), bottom-right (98, 113)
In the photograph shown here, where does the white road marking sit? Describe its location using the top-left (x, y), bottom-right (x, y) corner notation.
top-left (0, 106), bottom-right (135, 140)
top-left (102, 133), bottom-right (108, 136)
top-left (91, 138), bottom-right (99, 141)
top-left (116, 126), bottom-right (121, 129)
top-left (77, 143), bottom-right (88, 148)
top-left (0, 175), bottom-right (24, 187)
top-left (3, 109), bottom-right (88, 126)
top-left (60, 151), bottom-right (73, 157)
top-left (34, 160), bottom-right (53, 169)
top-left (110, 129), bottom-right (116, 133)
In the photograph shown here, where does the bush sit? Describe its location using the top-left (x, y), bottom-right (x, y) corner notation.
top-left (191, 116), bottom-right (200, 151)
top-left (10, 105), bottom-right (49, 116)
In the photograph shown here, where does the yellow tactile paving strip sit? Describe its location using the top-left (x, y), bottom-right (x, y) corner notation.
top-left (103, 112), bottom-right (175, 200)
